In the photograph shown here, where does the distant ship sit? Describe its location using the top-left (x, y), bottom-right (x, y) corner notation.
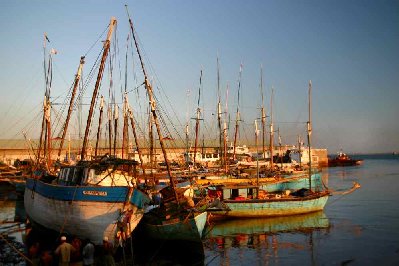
top-left (328, 151), bottom-right (363, 167)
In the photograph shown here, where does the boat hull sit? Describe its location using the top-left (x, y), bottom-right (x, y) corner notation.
top-left (210, 192), bottom-right (329, 218)
top-left (142, 211), bottom-right (208, 242)
top-left (24, 178), bottom-right (150, 244)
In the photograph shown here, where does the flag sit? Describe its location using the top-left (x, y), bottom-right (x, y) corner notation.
top-left (44, 33), bottom-right (50, 42)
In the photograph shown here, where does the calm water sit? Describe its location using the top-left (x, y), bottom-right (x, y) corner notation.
top-left (1, 154), bottom-right (399, 265)
top-left (203, 154), bottom-right (399, 265)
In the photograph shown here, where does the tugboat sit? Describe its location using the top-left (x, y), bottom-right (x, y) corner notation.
top-left (328, 151), bottom-right (363, 167)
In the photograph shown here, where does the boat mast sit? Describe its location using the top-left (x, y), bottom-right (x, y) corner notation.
top-left (193, 69), bottom-right (203, 166)
top-left (233, 64), bottom-right (242, 161)
top-left (37, 33), bottom-right (48, 166)
top-left (216, 56), bottom-right (223, 166)
top-left (113, 104), bottom-right (119, 157)
top-left (128, 106), bottom-right (146, 183)
top-left (255, 120), bottom-right (259, 186)
top-left (58, 56), bottom-right (85, 159)
top-left (149, 109), bottom-right (154, 181)
top-left (126, 7), bottom-right (179, 202)
top-left (107, 105), bottom-right (113, 156)
top-left (43, 49), bottom-right (56, 170)
top-left (122, 34), bottom-right (130, 159)
top-left (297, 135), bottom-right (302, 168)
top-left (95, 96), bottom-right (104, 157)
top-left (278, 127), bottom-right (283, 168)
top-left (307, 80), bottom-right (312, 191)
top-left (122, 96), bottom-right (129, 159)
top-left (81, 17), bottom-right (117, 160)
top-left (269, 87), bottom-right (274, 170)
top-left (260, 65), bottom-right (266, 159)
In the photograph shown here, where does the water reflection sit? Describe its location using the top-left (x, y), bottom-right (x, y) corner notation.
top-left (205, 212), bottom-right (330, 265)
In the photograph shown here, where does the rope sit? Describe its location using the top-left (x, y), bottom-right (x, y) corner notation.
top-left (0, 233), bottom-right (33, 265)
top-left (326, 182), bottom-right (361, 206)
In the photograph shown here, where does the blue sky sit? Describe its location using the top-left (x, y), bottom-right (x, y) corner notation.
top-left (0, 0), bottom-right (398, 154)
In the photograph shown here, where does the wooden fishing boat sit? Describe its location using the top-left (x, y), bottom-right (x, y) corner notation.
top-left (328, 152), bottom-right (363, 167)
top-left (24, 17), bottom-right (152, 245)
top-left (24, 157), bottom-right (150, 244)
top-left (207, 185), bottom-right (329, 218)
top-left (207, 81), bottom-right (330, 219)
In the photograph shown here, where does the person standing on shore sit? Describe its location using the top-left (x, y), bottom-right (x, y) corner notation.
top-left (82, 239), bottom-right (95, 266)
top-left (55, 236), bottom-right (76, 266)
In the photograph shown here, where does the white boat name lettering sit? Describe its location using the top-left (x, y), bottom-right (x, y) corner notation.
top-left (83, 191), bottom-right (107, 196)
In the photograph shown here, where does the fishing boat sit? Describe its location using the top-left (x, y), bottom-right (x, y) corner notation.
top-left (206, 81), bottom-right (330, 219)
top-left (24, 17), bottom-right (152, 245)
top-left (328, 151), bottom-right (363, 167)
top-left (24, 157), bottom-right (150, 244)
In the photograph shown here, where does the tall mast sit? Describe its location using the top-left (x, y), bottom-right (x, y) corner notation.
top-left (128, 106), bottom-right (147, 183)
top-left (233, 64), bottom-right (242, 161)
top-left (107, 105), bottom-right (113, 155)
top-left (122, 95), bottom-right (129, 159)
top-left (217, 56), bottom-right (223, 164)
top-left (44, 50), bottom-right (56, 169)
top-left (81, 17), bottom-right (117, 160)
top-left (298, 135), bottom-right (302, 168)
top-left (126, 7), bottom-right (179, 202)
top-left (122, 34), bottom-right (130, 159)
top-left (95, 96), bottom-right (105, 157)
top-left (58, 56), bottom-right (85, 159)
top-left (260, 65), bottom-right (266, 159)
top-left (149, 108), bottom-right (154, 180)
top-left (278, 127), bottom-right (283, 168)
top-left (193, 69), bottom-right (203, 166)
top-left (38, 33), bottom-right (48, 165)
top-left (255, 119), bottom-right (259, 187)
top-left (307, 80), bottom-right (312, 191)
top-left (269, 87), bottom-right (274, 170)
top-left (223, 120), bottom-right (228, 174)
top-left (113, 104), bottom-right (119, 157)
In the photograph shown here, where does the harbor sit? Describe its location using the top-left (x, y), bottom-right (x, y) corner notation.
top-left (1, 1), bottom-right (398, 266)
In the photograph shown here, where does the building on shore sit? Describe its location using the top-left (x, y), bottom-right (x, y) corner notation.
top-left (0, 139), bottom-right (328, 168)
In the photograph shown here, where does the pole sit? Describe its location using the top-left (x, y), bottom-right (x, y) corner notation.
top-left (81, 17), bottom-right (117, 160)
top-left (307, 80), bottom-right (312, 191)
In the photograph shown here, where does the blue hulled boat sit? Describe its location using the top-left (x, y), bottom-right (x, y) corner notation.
top-left (24, 158), bottom-right (151, 245)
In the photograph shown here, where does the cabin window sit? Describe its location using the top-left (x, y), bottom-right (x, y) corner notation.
top-left (68, 168), bottom-right (75, 183)
top-left (223, 189), bottom-right (231, 200)
top-left (248, 188), bottom-right (255, 199)
top-left (82, 168), bottom-right (89, 184)
top-left (64, 169), bottom-right (70, 182)
top-left (72, 168), bottom-right (78, 183)
top-left (231, 189), bottom-right (239, 199)
top-left (73, 168), bottom-right (83, 185)
top-left (58, 169), bottom-right (64, 181)
top-left (87, 169), bottom-right (97, 184)
top-left (238, 189), bottom-right (247, 198)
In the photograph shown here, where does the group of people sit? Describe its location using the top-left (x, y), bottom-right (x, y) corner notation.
top-left (28, 236), bottom-right (115, 266)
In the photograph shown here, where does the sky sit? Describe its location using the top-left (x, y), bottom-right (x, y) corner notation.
top-left (0, 0), bottom-right (398, 154)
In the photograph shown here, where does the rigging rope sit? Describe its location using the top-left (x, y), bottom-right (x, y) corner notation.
top-left (326, 182), bottom-right (361, 206)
